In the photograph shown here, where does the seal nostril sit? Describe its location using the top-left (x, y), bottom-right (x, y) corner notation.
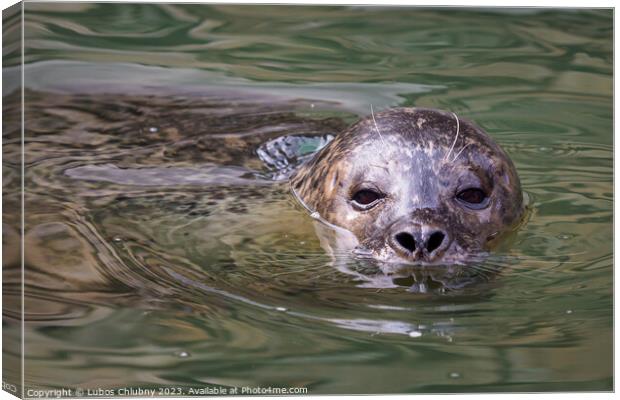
top-left (426, 231), bottom-right (445, 253)
top-left (395, 232), bottom-right (416, 253)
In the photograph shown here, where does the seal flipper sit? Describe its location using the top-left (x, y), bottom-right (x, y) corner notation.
top-left (257, 134), bottom-right (334, 180)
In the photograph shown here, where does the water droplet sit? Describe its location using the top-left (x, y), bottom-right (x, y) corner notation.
top-left (449, 372), bottom-right (461, 379)
top-left (175, 351), bottom-right (190, 358)
top-left (300, 241), bottom-right (306, 245)
top-left (408, 331), bottom-right (422, 338)
top-left (275, 307), bottom-right (288, 312)
top-left (310, 211), bottom-right (320, 219)
top-left (310, 103), bottom-right (315, 108)
top-left (566, 309), bottom-right (573, 314)
top-left (148, 126), bottom-right (159, 133)
top-left (112, 237), bottom-right (123, 243)
top-left (538, 146), bottom-right (551, 152)
top-left (557, 234), bottom-right (571, 240)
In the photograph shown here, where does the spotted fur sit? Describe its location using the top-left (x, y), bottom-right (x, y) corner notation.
top-left (291, 107), bottom-right (524, 265)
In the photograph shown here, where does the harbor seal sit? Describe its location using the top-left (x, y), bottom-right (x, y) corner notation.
top-left (290, 107), bottom-right (524, 266)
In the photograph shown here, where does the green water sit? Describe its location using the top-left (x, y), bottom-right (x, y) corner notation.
top-left (3, 3), bottom-right (612, 395)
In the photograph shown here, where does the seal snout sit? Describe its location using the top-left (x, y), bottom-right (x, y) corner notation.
top-left (388, 221), bottom-right (451, 263)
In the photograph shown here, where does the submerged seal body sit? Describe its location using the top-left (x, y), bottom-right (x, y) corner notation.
top-left (290, 107), bottom-right (524, 266)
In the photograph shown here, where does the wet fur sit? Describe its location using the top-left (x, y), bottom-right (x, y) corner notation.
top-left (291, 107), bottom-right (524, 265)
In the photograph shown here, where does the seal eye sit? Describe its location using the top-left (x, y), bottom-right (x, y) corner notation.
top-left (456, 188), bottom-right (488, 208)
top-left (352, 189), bottom-right (383, 208)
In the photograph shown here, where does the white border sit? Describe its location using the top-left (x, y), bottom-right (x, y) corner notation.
top-left (0, 2), bottom-right (615, 400)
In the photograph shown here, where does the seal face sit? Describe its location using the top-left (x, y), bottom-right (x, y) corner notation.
top-left (290, 107), bottom-right (524, 266)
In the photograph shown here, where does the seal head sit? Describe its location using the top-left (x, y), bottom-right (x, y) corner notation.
top-left (290, 107), bottom-right (524, 266)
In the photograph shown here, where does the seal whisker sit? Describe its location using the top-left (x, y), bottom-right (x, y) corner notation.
top-left (484, 258), bottom-right (560, 277)
top-left (270, 263), bottom-right (333, 277)
top-left (494, 251), bottom-right (587, 259)
top-left (480, 262), bottom-right (552, 282)
top-left (490, 254), bottom-right (583, 264)
top-left (370, 104), bottom-right (387, 148)
top-left (307, 265), bottom-right (351, 280)
top-left (468, 263), bottom-right (501, 274)
top-left (443, 112), bottom-right (460, 162)
top-left (369, 163), bottom-right (390, 172)
top-left (497, 258), bottom-right (580, 265)
top-left (451, 143), bottom-right (471, 163)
